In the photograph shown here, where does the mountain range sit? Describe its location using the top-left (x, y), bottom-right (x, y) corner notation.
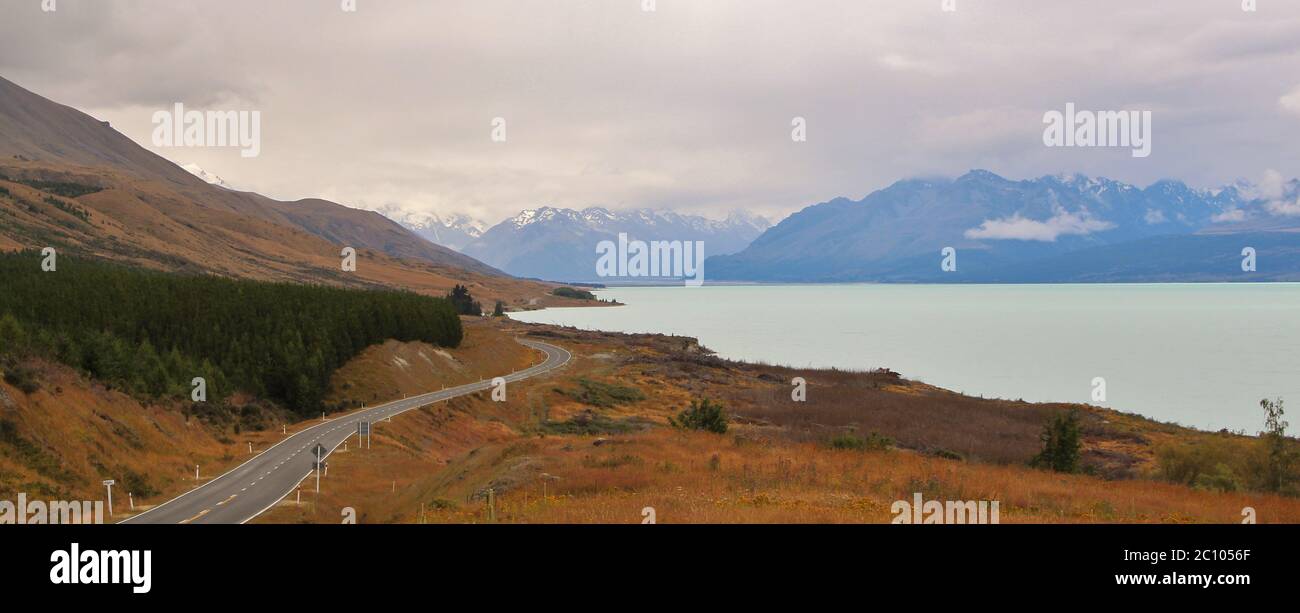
top-left (708, 170), bottom-right (1300, 282)
top-left (9, 71), bottom-right (1297, 287)
top-left (454, 207), bottom-right (770, 282)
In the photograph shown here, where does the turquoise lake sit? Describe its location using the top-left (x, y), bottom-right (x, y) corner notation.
top-left (510, 284), bottom-right (1300, 432)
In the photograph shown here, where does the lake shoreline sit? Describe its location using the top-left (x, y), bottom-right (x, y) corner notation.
top-left (510, 283), bottom-right (1300, 432)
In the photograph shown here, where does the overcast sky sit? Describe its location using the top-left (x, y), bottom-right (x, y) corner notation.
top-left (2, 0), bottom-right (1299, 224)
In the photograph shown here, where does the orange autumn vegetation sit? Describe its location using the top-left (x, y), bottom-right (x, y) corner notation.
top-left (259, 319), bottom-right (1300, 524)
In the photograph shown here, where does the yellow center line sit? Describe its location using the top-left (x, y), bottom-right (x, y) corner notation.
top-left (216, 494), bottom-right (237, 506)
top-left (179, 509), bottom-right (210, 524)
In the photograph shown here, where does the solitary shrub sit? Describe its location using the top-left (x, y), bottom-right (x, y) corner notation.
top-left (1259, 398), bottom-right (1295, 493)
top-left (669, 398), bottom-right (728, 434)
top-left (1031, 410), bottom-right (1081, 473)
top-left (427, 498), bottom-right (458, 510)
top-left (118, 468), bottom-right (158, 498)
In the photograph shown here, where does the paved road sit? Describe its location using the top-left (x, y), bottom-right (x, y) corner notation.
top-left (122, 338), bottom-right (570, 524)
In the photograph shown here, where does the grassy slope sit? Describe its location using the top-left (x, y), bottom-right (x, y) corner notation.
top-left (258, 319), bottom-right (1300, 524)
top-left (0, 318), bottom-right (535, 515)
top-left (0, 163), bottom-right (605, 311)
top-left (0, 360), bottom-right (265, 504)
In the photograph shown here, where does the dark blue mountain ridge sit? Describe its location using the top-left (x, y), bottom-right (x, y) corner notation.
top-left (707, 169), bottom-right (1300, 282)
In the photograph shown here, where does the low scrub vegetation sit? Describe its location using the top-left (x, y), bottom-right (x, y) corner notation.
top-left (0, 356), bottom-right (40, 394)
top-left (40, 195), bottom-right (90, 222)
top-left (558, 378), bottom-right (645, 408)
top-left (539, 410), bottom-right (642, 436)
top-left (669, 398), bottom-right (728, 434)
top-left (828, 431), bottom-right (893, 451)
top-left (1155, 398), bottom-right (1298, 495)
top-left (0, 175), bottom-right (103, 198)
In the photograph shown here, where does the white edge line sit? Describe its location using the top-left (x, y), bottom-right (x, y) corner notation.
top-left (125, 338), bottom-right (566, 525)
top-left (123, 382), bottom-right (438, 523)
top-left (236, 338), bottom-right (567, 524)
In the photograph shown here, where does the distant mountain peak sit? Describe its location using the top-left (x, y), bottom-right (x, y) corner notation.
top-left (180, 163), bottom-right (233, 189)
top-left (959, 169), bottom-right (1010, 183)
top-left (511, 206), bottom-right (581, 228)
top-left (464, 205), bottom-right (772, 281)
top-left (368, 204), bottom-right (488, 251)
top-left (723, 209), bottom-right (771, 231)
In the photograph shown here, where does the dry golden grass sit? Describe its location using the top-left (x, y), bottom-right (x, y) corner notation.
top-left (418, 428), bottom-right (1300, 524)
top-left (324, 317), bottom-right (540, 407)
top-left (258, 319), bottom-right (1300, 524)
top-left (0, 359), bottom-right (291, 506)
top-left (266, 417), bottom-right (1300, 524)
top-left (8, 315), bottom-right (1296, 524)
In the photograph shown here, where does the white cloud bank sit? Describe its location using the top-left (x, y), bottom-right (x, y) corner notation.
top-left (1265, 197), bottom-right (1300, 217)
top-left (1211, 208), bottom-right (1248, 223)
top-left (964, 210), bottom-right (1114, 242)
top-left (2, 1), bottom-right (1299, 223)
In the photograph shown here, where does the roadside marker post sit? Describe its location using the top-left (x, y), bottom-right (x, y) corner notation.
top-left (313, 443), bottom-right (327, 493)
top-left (102, 480), bottom-right (115, 517)
top-left (128, 492), bottom-right (134, 511)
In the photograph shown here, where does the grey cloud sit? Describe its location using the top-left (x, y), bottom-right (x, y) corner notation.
top-left (1, 0), bottom-right (1298, 226)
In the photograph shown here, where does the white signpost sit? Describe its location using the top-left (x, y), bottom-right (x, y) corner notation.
top-left (313, 443), bottom-right (327, 493)
top-left (102, 480), bottom-right (115, 517)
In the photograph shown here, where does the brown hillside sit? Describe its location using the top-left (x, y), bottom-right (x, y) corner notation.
top-left (0, 75), bottom-right (601, 308)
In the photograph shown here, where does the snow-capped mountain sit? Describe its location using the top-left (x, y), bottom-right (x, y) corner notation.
top-left (369, 204), bottom-right (487, 251)
top-left (180, 163), bottom-right (233, 190)
top-left (707, 169), bottom-right (1300, 283)
top-left (463, 206), bottom-right (770, 282)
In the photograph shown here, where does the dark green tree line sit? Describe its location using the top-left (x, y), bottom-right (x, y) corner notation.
top-left (0, 251), bottom-right (462, 415)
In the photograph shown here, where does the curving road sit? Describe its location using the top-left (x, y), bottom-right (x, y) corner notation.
top-left (122, 338), bottom-right (570, 524)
